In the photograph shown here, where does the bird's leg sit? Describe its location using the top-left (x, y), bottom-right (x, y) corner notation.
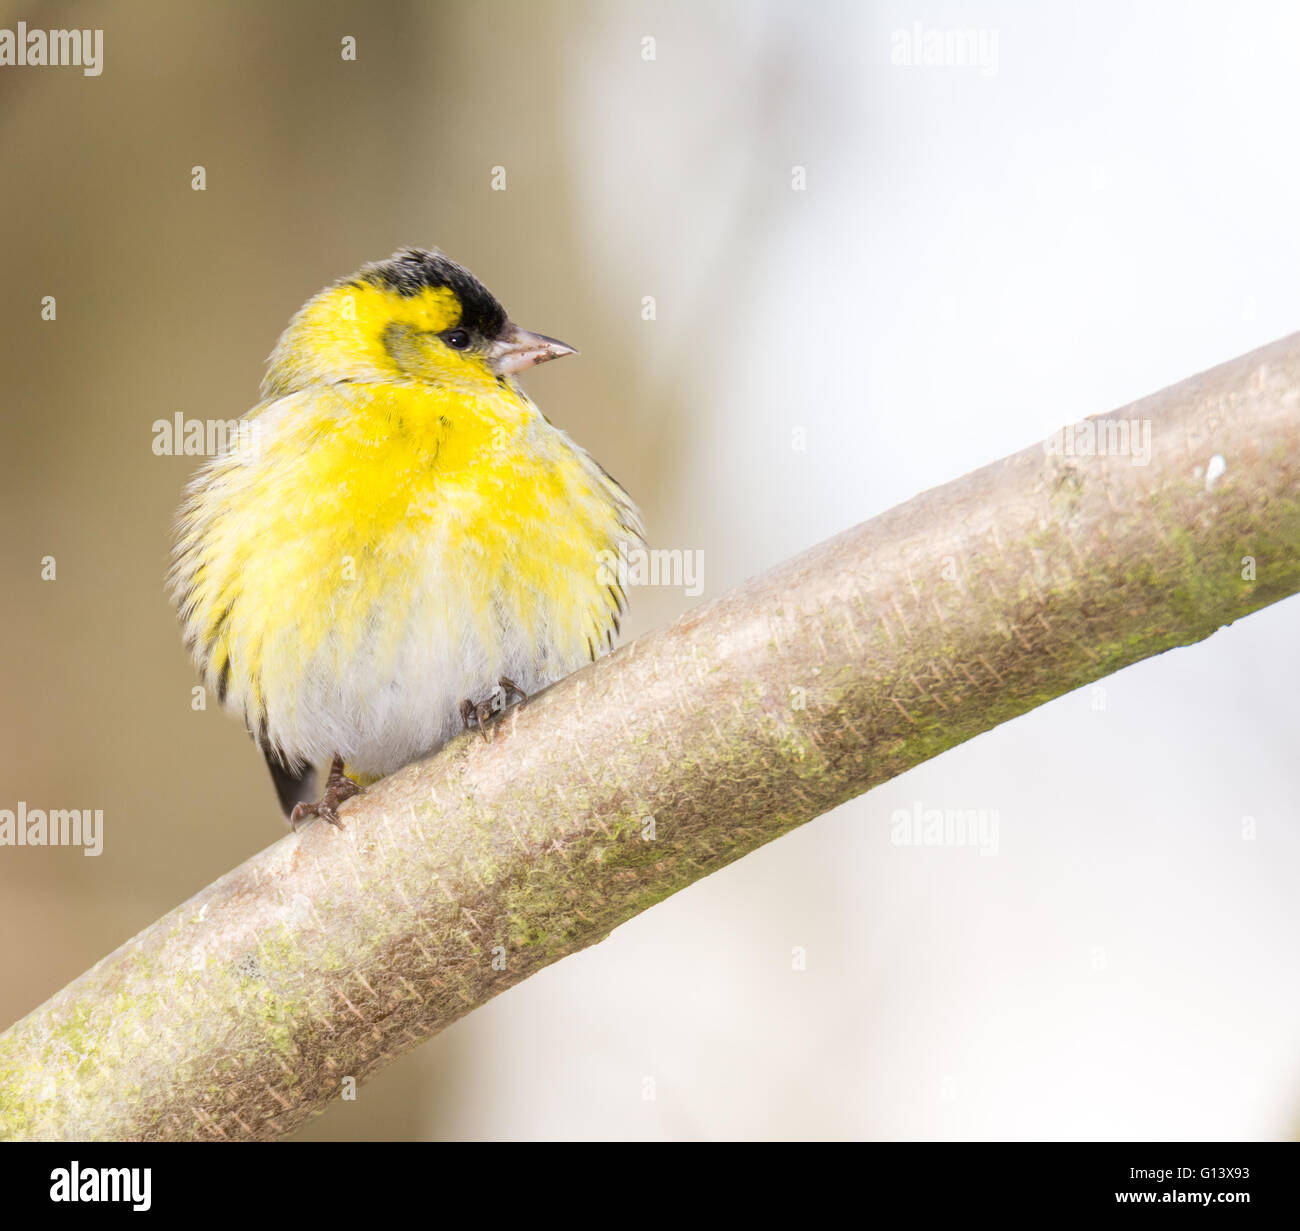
top-left (290, 755), bottom-right (361, 830)
top-left (460, 677), bottom-right (529, 740)
top-left (497, 677), bottom-right (527, 705)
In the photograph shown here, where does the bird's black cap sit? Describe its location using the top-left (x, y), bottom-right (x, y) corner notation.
top-left (352, 248), bottom-right (508, 339)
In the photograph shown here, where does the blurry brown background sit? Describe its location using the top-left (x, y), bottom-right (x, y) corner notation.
top-left (3, 0), bottom-right (1299, 1140)
top-left (0, 0), bottom-right (810, 1140)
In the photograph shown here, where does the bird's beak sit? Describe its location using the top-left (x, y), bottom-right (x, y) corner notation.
top-left (489, 326), bottom-right (577, 376)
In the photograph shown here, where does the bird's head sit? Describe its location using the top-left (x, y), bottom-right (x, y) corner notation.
top-left (262, 247), bottom-right (575, 397)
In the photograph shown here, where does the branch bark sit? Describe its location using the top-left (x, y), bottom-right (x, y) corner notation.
top-left (3, 334), bottom-right (1299, 1141)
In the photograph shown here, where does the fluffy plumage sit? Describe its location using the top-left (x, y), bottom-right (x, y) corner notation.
top-left (170, 249), bottom-right (642, 816)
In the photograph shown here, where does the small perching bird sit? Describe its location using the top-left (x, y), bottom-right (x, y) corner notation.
top-left (170, 248), bottom-right (643, 826)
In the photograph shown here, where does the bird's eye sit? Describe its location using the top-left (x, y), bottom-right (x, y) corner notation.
top-left (442, 328), bottom-right (471, 350)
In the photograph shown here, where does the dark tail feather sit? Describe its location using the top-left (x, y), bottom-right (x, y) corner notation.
top-left (263, 746), bottom-right (317, 818)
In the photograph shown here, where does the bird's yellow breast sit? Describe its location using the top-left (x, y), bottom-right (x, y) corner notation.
top-left (172, 379), bottom-right (637, 774)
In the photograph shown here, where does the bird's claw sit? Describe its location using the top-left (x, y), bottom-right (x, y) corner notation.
top-left (290, 756), bottom-right (361, 831)
top-left (461, 677), bottom-right (527, 740)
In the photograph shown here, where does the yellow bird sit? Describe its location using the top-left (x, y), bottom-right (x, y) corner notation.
top-left (170, 248), bottom-right (643, 827)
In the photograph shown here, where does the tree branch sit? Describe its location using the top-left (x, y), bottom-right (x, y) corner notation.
top-left (3, 334), bottom-right (1299, 1141)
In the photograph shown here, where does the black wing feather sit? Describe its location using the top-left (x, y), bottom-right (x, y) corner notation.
top-left (262, 747), bottom-right (317, 818)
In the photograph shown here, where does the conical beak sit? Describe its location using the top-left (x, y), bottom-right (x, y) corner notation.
top-left (489, 326), bottom-right (577, 376)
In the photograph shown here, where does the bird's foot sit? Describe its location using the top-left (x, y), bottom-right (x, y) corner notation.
top-left (290, 755), bottom-right (361, 830)
top-left (460, 677), bottom-right (528, 740)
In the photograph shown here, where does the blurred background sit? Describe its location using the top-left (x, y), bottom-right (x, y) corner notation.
top-left (2, 0), bottom-right (1298, 1140)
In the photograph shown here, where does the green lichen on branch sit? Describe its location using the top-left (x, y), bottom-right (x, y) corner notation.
top-left (2, 332), bottom-right (1299, 1140)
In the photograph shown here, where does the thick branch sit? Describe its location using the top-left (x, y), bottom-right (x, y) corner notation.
top-left (3, 334), bottom-right (1299, 1141)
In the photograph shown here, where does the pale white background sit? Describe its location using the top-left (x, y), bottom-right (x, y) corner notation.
top-left (347, 0), bottom-right (1299, 1140)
